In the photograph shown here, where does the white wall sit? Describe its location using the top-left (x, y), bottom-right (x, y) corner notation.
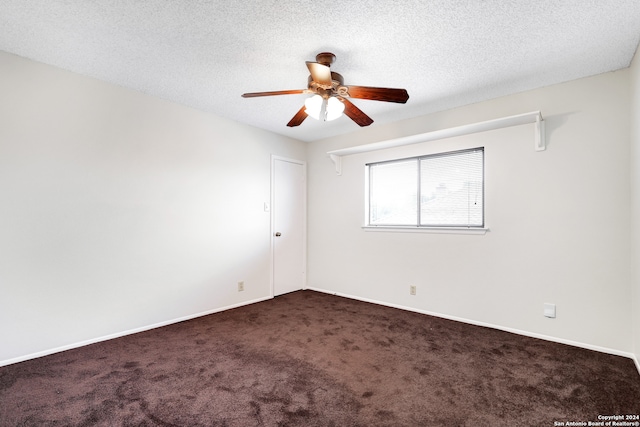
top-left (0, 51), bottom-right (306, 365)
top-left (2, 47), bottom-right (636, 366)
top-left (307, 69), bottom-right (633, 354)
top-left (631, 42), bottom-right (640, 366)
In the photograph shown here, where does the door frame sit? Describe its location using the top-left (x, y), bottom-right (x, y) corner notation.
top-left (270, 155), bottom-right (307, 297)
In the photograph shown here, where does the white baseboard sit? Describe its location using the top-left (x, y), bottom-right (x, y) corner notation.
top-left (4, 290), bottom-right (639, 378)
top-left (0, 295), bottom-right (272, 368)
top-left (305, 287), bottom-right (639, 372)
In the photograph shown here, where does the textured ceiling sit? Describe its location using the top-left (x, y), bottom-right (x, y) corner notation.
top-left (1, 1), bottom-right (640, 142)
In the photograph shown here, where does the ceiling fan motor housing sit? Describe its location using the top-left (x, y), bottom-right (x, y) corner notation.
top-left (307, 72), bottom-right (346, 97)
top-left (315, 52), bottom-right (336, 66)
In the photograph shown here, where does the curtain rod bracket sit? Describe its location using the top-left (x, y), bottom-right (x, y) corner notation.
top-left (535, 113), bottom-right (546, 151)
top-left (328, 154), bottom-right (342, 175)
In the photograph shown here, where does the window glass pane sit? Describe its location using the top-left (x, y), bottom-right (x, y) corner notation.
top-left (420, 149), bottom-right (483, 226)
top-left (369, 159), bottom-right (418, 225)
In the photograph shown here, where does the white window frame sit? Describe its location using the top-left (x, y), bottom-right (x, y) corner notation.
top-left (363, 147), bottom-right (489, 235)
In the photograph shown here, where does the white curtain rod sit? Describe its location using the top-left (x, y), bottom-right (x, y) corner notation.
top-left (327, 111), bottom-right (545, 175)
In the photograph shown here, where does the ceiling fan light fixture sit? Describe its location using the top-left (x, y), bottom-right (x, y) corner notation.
top-left (304, 95), bottom-right (344, 122)
top-left (326, 97), bottom-right (345, 121)
top-left (304, 94), bottom-right (324, 120)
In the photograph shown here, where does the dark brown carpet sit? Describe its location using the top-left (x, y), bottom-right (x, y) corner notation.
top-left (1, 290), bottom-right (639, 426)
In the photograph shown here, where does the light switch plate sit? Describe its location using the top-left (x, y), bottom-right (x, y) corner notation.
top-left (544, 303), bottom-right (556, 318)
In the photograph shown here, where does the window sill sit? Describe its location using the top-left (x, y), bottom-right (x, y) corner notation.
top-left (361, 226), bottom-right (489, 235)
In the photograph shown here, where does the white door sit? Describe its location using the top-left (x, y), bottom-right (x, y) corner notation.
top-left (272, 157), bottom-right (306, 296)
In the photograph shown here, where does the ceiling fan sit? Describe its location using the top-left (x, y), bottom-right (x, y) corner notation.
top-left (241, 52), bottom-right (409, 127)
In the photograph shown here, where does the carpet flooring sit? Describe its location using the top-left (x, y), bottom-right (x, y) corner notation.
top-left (1, 290), bottom-right (639, 426)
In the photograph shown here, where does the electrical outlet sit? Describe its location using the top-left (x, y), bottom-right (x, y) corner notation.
top-left (238, 281), bottom-right (244, 292)
top-left (410, 285), bottom-right (416, 295)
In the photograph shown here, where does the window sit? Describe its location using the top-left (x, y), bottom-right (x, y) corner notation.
top-left (367, 147), bottom-right (484, 228)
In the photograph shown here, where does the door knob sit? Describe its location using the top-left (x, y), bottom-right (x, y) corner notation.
top-left (275, 232), bottom-right (282, 237)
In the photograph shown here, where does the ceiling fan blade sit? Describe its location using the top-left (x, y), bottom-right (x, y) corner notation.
top-left (339, 97), bottom-right (373, 127)
top-left (306, 62), bottom-right (333, 87)
top-left (242, 89), bottom-right (305, 98)
top-left (286, 105), bottom-right (308, 127)
top-left (346, 86), bottom-right (409, 103)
